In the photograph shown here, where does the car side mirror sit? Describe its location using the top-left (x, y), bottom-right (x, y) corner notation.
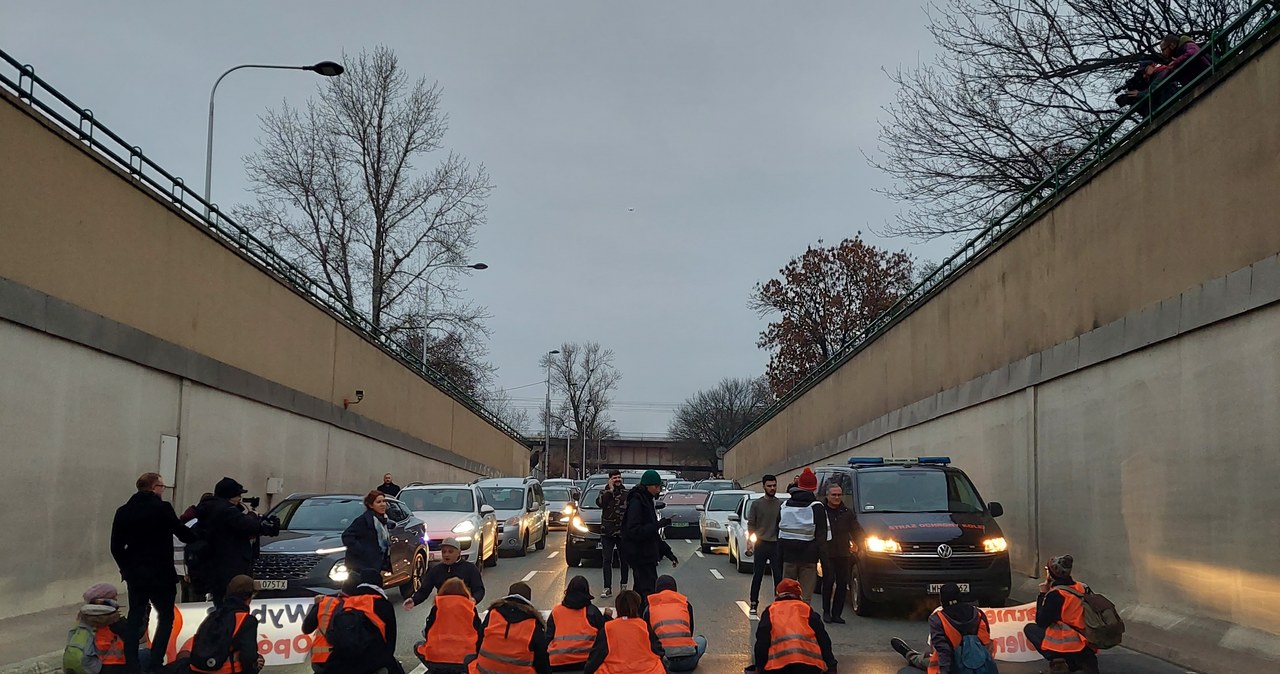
top-left (655, 502), bottom-right (666, 511)
top-left (728, 513), bottom-right (740, 522)
top-left (695, 505), bottom-right (705, 512)
top-left (480, 504), bottom-right (495, 515)
top-left (989, 502), bottom-right (1004, 518)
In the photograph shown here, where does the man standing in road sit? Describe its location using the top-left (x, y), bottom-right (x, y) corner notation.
top-left (596, 469), bottom-right (630, 598)
top-left (403, 537), bottom-right (486, 610)
top-left (377, 472), bottom-right (402, 498)
top-left (110, 472), bottom-right (195, 674)
top-left (746, 474), bottom-right (783, 615)
top-left (621, 470), bottom-right (679, 597)
top-left (778, 467), bottom-right (827, 604)
top-left (193, 477), bottom-right (272, 605)
top-left (819, 481), bottom-right (855, 623)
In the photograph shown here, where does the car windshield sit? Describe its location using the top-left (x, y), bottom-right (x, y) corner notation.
top-left (400, 489), bottom-right (474, 513)
top-left (856, 469), bottom-right (986, 514)
top-left (699, 480), bottom-right (735, 492)
top-left (708, 493), bottom-right (748, 511)
top-left (479, 487), bottom-right (527, 510)
top-left (662, 491), bottom-right (708, 506)
top-left (273, 498), bottom-right (366, 531)
top-left (580, 484), bottom-right (638, 509)
top-left (669, 481), bottom-right (693, 490)
top-left (543, 488), bottom-right (572, 501)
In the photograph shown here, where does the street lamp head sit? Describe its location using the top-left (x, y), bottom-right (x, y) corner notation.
top-left (548, 350), bottom-right (561, 355)
top-left (307, 61), bottom-right (345, 77)
top-left (469, 263), bottom-right (489, 270)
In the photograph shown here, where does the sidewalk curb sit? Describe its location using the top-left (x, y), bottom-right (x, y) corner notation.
top-left (0, 651), bottom-right (59, 674)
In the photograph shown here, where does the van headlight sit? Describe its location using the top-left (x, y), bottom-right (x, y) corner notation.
top-left (328, 561), bottom-right (350, 582)
top-left (452, 520), bottom-right (476, 534)
top-left (748, 532), bottom-right (757, 544)
top-left (571, 515), bottom-right (590, 533)
top-left (982, 537), bottom-right (1008, 553)
top-left (864, 536), bottom-right (902, 554)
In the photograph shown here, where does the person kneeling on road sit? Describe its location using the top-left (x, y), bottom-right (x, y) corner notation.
top-left (188, 575), bottom-right (264, 674)
top-left (468, 582), bottom-right (551, 674)
top-left (645, 575), bottom-right (707, 671)
top-left (891, 582), bottom-right (996, 673)
top-left (750, 579), bottom-right (837, 674)
top-left (64, 583), bottom-right (132, 674)
top-left (406, 537), bottom-right (487, 610)
top-left (584, 590), bottom-right (665, 674)
top-left (303, 569), bottom-right (404, 674)
top-left (1023, 555), bottom-right (1099, 674)
top-left (548, 575), bottom-right (610, 671)
top-left (415, 577), bottom-right (483, 674)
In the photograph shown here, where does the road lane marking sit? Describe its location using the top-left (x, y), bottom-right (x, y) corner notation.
top-left (522, 571), bottom-right (540, 582)
top-left (736, 601), bottom-right (751, 617)
top-left (695, 550), bottom-right (704, 558)
top-left (548, 551), bottom-right (559, 558)
top-left (710, 569), bottom-right (724, 580)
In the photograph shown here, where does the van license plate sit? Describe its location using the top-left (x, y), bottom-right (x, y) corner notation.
top-left (258, 580), bottom-right (288, 590)
top-left (927, 583), bottom-right (969, 593)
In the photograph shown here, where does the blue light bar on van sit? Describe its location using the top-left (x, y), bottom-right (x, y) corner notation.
top-left (917, 457), bottom-right (952, 465)
top-left (848, 457), bottom-right (885, 465)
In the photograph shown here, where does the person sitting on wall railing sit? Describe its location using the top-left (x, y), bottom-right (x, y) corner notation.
top-left (1154, 34), bottom-right (1211, 87)
top-left (1113, 60), bottom-right (1167, 111)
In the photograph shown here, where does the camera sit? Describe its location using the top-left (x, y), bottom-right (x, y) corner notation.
top-left (243, 496), bottom-right (261, 509)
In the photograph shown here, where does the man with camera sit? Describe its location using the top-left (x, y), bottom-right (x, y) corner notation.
top-left (191, 477), bottom-right (280, 604)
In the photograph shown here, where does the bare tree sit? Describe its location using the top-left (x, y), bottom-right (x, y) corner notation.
top-left (668, 377), bottom-right (775, 466)
top-left (237, 45), bottom-right (493, 341)
top-left (479, 386), bottom-right (533, 433)
top-left (869, 0), bottom-right (1250, 240)
top-left (541, 343), bottom-right (621, 454)
top-left (751, 235), bottom-right (915, 397)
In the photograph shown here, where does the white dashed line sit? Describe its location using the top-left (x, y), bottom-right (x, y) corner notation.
top-left (710, 569), bottom-right (724, 580)
top-left (521, 571), bottom-right (539, 582)
top-left (694, 550), bottom-right (704, 558)
top-left (736, 601), bottom-right (752, 617)
top-left (548, 551), bottom-right (559, 559)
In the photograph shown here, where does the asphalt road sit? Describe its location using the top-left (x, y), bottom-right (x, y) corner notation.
top-left (271, 531), bottom-right (1195, 674)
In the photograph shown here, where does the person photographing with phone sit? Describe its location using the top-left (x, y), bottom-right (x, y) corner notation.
top-left (621, 470), bottom-right (679, 598)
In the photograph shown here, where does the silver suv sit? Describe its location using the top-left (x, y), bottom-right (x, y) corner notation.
top-left (474, 477), bottom-right (548, 556)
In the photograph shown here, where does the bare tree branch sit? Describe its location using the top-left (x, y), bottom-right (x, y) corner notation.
top-left (668, 377), bottom-right (775, 466)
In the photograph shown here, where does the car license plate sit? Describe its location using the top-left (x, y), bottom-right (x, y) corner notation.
top-left (669, 522), bottom-right (688, 527)
top-left (258, 580), bottom-right (288, 590)
top-left (928, 583), bottom-right (970, 593)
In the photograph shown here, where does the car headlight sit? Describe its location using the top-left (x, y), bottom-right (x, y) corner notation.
top-left (561, 504), bottom-right (575, 515)
top-left (705, 520), bottom-right (721, 529)
top-left (328, 561), bottom-right (350, 583)
top-left (864, 536), bottom-right (902, 554)
top-left (505, 516), bottom-right (521, 526)
top-left (983, 537), bottom-right (1008, 553)
top-left (571, 515), bottom-right (590, 533)
top-left (748, 532), bottom-right (757, 544)
top-left (453, 520), bottom-right (477, 534)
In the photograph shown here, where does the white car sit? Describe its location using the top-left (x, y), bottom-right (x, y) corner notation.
top-left (399, 484), bottom-right (499, 568)
top-left (726, 493), bottom-right (764, 573)
top-left (698, 490), bottom-right (755, 553)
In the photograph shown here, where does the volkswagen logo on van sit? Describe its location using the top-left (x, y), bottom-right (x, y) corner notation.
top-left (936, 544), bottom-right (954, 559)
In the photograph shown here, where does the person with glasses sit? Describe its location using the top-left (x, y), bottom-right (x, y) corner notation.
top-left (819, 481), bottom-right (855, 624)
top-left (110, 472), bottom-right (195, 673)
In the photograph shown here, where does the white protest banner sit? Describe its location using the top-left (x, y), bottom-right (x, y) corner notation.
top-left (149, 598), bottom-right (317, 666)
top-left (981, 602), bottom-right (1042, 663)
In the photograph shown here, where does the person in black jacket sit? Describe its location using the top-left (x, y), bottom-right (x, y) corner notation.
top-left (403, 537), bottom-right (485, 610)
top-left (343, 490), bottom-right (395, 583)
top-left (819, 482), bottom-right (855, 624)
top-left (193, 477), bottom-right (270, 605)
top-left (595, 470), bottom-right (630, 598)
top-left (547, 575), bottom-right (610, 672)
top-left (620, 471), bottom-right (679, 598)
top-left (188, 575), bottom-right (264, 674)
top-left (110, 472), bottom-right (195, 673)
top-left (301, 570), bottom-right (404, 674)
top-left (378, 473), bottom-right (402, 498)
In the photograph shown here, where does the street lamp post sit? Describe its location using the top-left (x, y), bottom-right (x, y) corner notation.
top-left (419, 263), bottom-right (488, 366)
top-left (543, 349), bottom-right (560, 481)
top-left (203, 60), bottom-right (344, 214)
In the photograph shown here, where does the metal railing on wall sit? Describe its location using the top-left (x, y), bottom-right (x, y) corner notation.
top-left (729, 0), bottom-right (1280, 449)
top-left (0, 48), bottom-right (530, 447)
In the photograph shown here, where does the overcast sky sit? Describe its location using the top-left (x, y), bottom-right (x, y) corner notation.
top-left (3, 2), bottom-right (954, 436)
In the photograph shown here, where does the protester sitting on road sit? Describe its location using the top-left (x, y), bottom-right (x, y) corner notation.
top-left (1023, 555), bottom-right (1099, 674)
top-left (378, 473), bottom-right (403, 498)
top-left (645, 575), bottom-right (707, 671)
top-left (343, 490), bottom-right (396, 583)
top-left (415, 578), bottom-right (482, 673)
top-left (302, 569), bottom-right (404, 674)
top-left (584, 590), bottom-right (665, 674)
top-left (778, 467), bottom-right (827, 604)
top-left (1157, 34), bottom-right (1210, 86)
top-left (302, 583), bottom-right (348, 673)
top-left (891, 582), bottom-right (995, 673)
top-left (751, 579), bottom-right (836, 674)
top-left (405, 537), bottom-right (486, 610)
top-left (469, 582), bottom-right (551, 674)
top-left (188, 575), bottom-right (264, 674)
top-left (63, 583), bottom-right (130, 674)
top-left (548, 575), bottom-right (610, 671)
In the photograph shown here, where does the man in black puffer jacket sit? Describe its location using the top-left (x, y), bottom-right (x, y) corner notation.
top-left (620, 471), bottom-right (679, 598)
top-left (192, 477), bottom-right (269, 604)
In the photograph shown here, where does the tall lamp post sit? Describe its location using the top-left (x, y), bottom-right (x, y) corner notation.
top-left (419, 263), bottom-right (488, 366)
top-left (204, 60), bottom-right (344, 213)
top-left (542, 349), bottom-right (560, 480)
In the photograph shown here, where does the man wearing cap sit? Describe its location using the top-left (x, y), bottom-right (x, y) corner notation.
top-left (891, 582), bottom-right (993, 672)
top-left (404, 537), bottom-right (486, 611)
top-left (621, 470), bottom-right (679, 598)
top-left (1025, 554), bottom-right (1099, 673)
top-left (193, 477), bottom-right (270, 604)
top-left (778, 467), bottom-right (827, 604)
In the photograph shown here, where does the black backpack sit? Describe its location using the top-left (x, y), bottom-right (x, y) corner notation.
top-left (325, 599), bottom-right (383, 660)
top-left (184, 519), bottom-right (215, 587)
top-left (189, 609), bottom-right (239, 672)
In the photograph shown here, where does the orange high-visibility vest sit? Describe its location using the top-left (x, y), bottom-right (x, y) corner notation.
top-left (467, 610), bottom-right (537, 674)
top-left (93, 626), bottom-right (126, 665)
top-left (189, 613), bottom-right (250, 674)
top-left (926, 608), bottom-right (992, 674)
top-left (547, 605), bottom-right (597, 667)
top-left (308, 595), bottom-right (343, 664)
top-left (1043, 583), bottom-right (1090, 653)
top-left (418, 595), bottom-right (480, 666)
top-left (764, 599), bottom-right (826, 672)
top-left (595, 618), bottom-right (665, 674)
top-left (646, 590), bottom-right (697, 658)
